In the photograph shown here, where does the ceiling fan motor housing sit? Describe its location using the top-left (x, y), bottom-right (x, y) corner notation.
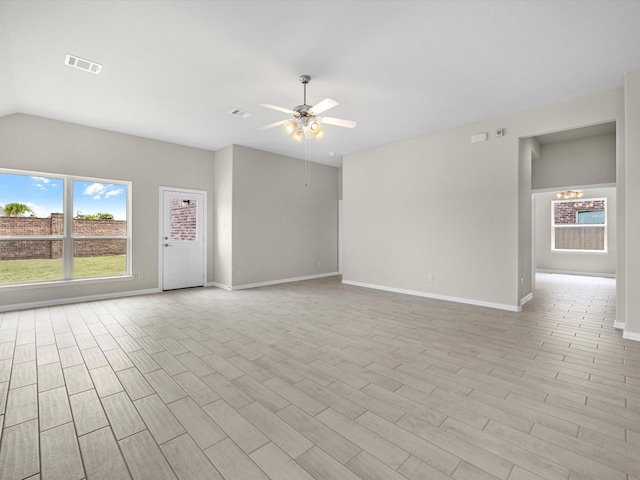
top-left (293, 104), bottom-right (314, 120)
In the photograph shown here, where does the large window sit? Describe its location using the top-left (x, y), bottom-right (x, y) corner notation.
top-left (552, 198), bottom-right (606, 253)
top-left (0, 169), bottom-right (131, 286)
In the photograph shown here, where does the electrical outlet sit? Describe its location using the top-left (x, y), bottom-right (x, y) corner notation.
top-left (137, 272), bottom-right (144, 279)
top-left (428, 274), bottom-right (434, 282)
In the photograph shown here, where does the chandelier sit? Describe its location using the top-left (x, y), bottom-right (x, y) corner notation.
top-left (555, 190), bottom-right (584, 200)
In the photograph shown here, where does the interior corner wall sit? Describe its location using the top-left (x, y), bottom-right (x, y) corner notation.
top-left (625, 69), bottom-right (640, 337)
top-left (0, 113), bottom-right (215, 308)
top-left (518, 137), bottom-right (537, 303)
top-left (230, 145), bottom-right (339, 287)
top-left (213, 145), bottom-right (233, 287)
top-left (534, 188), bottom-right (616, 276)
top-left (343, 88), bottom-right (623, 311)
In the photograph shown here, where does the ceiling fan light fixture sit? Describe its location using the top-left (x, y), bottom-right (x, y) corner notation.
top-left (291, 128), bottom-right (304, 142)
top-left (284, 119), bottom-right (297, 135)
top-left (259, 75), bottom-right (355, 145)
top-left (309, 119), bottom-right (322, 133)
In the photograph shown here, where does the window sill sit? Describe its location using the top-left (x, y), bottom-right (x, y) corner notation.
top-left (0, 274), bottom-right (135, 292)
top-left (550, 249), bottom-right (609, 255)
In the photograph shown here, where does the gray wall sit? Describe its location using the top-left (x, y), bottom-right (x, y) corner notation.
top-left (0, 116), bottom-right (341, 306)
top-left (230, 145), bottom-right (339, 287)
top-left (343, 88), bottom-right (623, 311)
top-left (532, 133), bottom-right (616, 190)
top-left (534, 188), bottom-right (616, 276)
top-left (0, 113), bottom-right (215, 307)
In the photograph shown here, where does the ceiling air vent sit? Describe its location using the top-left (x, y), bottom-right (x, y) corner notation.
top-left (229, 108), bottom-right (252, 119)
top-left (65, 54), bottom-right (102, 74)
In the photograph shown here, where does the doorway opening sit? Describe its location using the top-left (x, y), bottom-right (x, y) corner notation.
top-left (527, 122), bottom-right (617, 319)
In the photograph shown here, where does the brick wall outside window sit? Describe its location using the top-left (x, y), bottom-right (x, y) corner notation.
top-left (0, 213), bottom-right (126, 260)
top-left (554, 200), bottom-right (605, 224)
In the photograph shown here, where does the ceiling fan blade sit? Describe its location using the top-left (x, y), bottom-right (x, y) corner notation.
top-left (260, 103), bottom-right (295, 115)
top-left (259, 120), bottom-right (288, 130)
top-left (309, 98), bottom-right (338, 115)
top-left (322, 116), bottom-right (357, 128)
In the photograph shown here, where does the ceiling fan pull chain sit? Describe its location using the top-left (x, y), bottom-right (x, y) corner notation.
top-left (304, 127), bottom-right (311, 187)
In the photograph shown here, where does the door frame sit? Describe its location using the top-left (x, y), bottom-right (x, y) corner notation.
top-left (158, 186), bottom-right (208, 290)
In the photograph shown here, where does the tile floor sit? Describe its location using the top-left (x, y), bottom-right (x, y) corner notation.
top-left (0, 273), bottom-right (638, 480)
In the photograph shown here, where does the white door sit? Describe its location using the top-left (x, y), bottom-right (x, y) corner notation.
top-left (161, 188), bottom-right (205, 290)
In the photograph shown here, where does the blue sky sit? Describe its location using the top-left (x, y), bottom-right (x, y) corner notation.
top-left (0, 173), bottom-right (127, 220)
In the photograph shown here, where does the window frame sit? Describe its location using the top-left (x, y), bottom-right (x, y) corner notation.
top-left (0, 167), bottom-right (132, 289)
top-left (551, 197), bottom-right (608, 254)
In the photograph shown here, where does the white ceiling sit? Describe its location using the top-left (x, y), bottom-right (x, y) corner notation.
top-left (1, 1), bottom-right (639, 167)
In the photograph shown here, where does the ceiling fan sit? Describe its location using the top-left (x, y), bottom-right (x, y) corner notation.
top-left (260, 75), bottom-right (356, 141)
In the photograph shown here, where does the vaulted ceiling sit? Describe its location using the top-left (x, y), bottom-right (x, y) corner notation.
top-left (1, 1), bottom-right (639, 166)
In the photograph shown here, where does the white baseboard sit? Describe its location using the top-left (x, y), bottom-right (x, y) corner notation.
top-left (342, 280), bottom-right (521, 312)
top-left (623, 330), bottom-right (640, 342)
top-left (520, 292), bottom-right (533, 306)
top-left (206, 282), bottom-right (232, 290)
top-left (0, 288), bottom-right (162, 312)
top-left (613, 321), bottom-right (625, 330)
top-left (216, 272), bottom-right (340, 291)
top-left (536, 269), bottom-right (615, 279)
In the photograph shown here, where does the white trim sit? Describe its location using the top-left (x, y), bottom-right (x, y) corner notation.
top-left (520, 292), bottom-right (533, 306)
top-left (613, 321), bottom-right (625, 330)
top-left (0, 288), bottom-right (161, 312)
top-left (549, 249), bottom-right (610, 255)
top-left (231, 272), bottom-right (339, 291)
top-left (342, 280), bottom-right (521, 312)
top-left (551, 197), bottom-right (607, 253)
top-left (338, 200), bottom-right (343, 275)
top-left (536, 268), bottom-right (615, 278)
top-left (532, 183), bottom-right (616, 194)
top-left (207, 282), bottom-right (231, 290)
top-left (622, 330), bottom-right (640, 342)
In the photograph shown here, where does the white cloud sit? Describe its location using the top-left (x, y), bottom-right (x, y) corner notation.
top-left (83, 183), bottom-right (124, 201)
top-left (105, 188), bottom-right (123, 198)
top-left (25, 202), bottom-right (47, 218)
top-left (31, 177), bottom-right (50, 184)
top-left (31, 177), bottom-right (52, 191)
top-left (83, 183), bottom-right (108, 198)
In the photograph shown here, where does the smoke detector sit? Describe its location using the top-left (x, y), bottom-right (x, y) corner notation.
top-left (65, 54), bottom-right (102, 74)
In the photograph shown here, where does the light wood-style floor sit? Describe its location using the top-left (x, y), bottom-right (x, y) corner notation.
top-left (0, 273), bottom-right (638, 480)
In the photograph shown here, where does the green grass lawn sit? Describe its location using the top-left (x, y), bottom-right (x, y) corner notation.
top-left (0, 255), bottom-right (127, 284)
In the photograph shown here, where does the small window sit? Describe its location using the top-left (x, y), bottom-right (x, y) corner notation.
top-left (552, 198), bottom-right (606, 252)
top-left (576, 210), bottom-right (605, 224)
